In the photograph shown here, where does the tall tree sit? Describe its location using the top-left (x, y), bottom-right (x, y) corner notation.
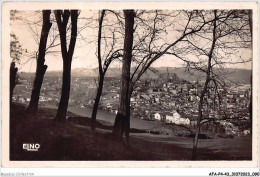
top-left (112, 10), bottom-right (216, 143)
top-left (91, 10), bottom-right (106, 130)
top-left (191, 10), bottom-right (218, 160)
top-left (27, 10), bottom-right (52, 115)
top-left (10, 33), bottom-right (25, 103)
top-left (172, 10), bottom-right (252, 160)
top-left (54, 10), bottom-right (79, 122)
top-left (91, 10), bottom-right (123, 131)
top-left (112, 10), bottom-right (135, 143)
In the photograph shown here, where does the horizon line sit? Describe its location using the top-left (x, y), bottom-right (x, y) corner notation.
top-left (20, 66), bottom-right (252, 73)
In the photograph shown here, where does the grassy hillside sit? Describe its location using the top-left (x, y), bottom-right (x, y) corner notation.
top-left (10, 103), bottom-right (252, 161)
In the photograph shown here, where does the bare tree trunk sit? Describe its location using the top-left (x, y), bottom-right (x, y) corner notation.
top-left (54, 10), bottom-right (78, 122)
top-left (10, 62), bottom-right (18, 104)
top-left (91, 74), bottom-right (104, 131)
top-left (249, 75), bottom-right (252, 133)
top-left (27, 10), bottom-right (52, 115)
top-left (125, 94), bottom-right (131, 143)
top-left (248, 10), bottom-right (252, 133)
top-left (192, 10), bottom-right (217, 160)
top-left (192, 78), bottom-right (209, 160)
top-left (55, 59), bottom-right (72, 122)
top-left (113, 10), bottom-right (135, 143)
top-left (90, 10), bottom-right (122, 131)
top-left (248, 10), bottom-right (252, 38)
top-left (91, 10), bottom-right (105, 131)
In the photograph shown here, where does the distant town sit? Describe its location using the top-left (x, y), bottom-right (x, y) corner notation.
top-left (13, 69), bottom-right (251, 136)
top-left (8, 8), bottom-right (253, 163)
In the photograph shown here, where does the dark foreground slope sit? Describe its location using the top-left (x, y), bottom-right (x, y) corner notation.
top-left (10, 104), bottom-right (252, 161)
top-left (10, 104), bottom-right (152, 160)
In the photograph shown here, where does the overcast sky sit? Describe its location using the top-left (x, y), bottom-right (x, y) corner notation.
top-left (11, 10), bottom-right (252, 72)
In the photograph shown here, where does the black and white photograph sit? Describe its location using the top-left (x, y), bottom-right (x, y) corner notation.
top-left (1, 1), bottom-right (258, 171)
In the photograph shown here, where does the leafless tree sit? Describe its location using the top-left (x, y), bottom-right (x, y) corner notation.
top-left (14, 10), bottom-right (92, 115)
top-left (112, 10), bottom-right (135, 143)
top-left (27, 10), bottom-right (52, 115)
top-left (168, 10), bottom-right (252, 160)
top-left (112, 10), bottom-right (223, 143)
top-left (13, 11), bottom-right (60, 66)
top-left (54, 10), bottom-right (79, 122)
top-left (91, 10), bottom-right (123, 131)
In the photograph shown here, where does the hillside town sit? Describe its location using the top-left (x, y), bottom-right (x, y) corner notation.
top-left (13, 71), bottom-right (251, 136)
top-left (7, 6), bottom-right (255, 165)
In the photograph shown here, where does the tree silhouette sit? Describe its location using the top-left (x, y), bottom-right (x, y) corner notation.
top-left (10, 33), bottom-right (25, 103)
top-left (27, 10), bottom-right (52, 115)
top-left (112, 10), bottom-right (135, 143)
top-left (169, 10), bottom-right (252, 160)
top-left (91, 10), bottom-right (123, 131)
top-left (54, 10), bottom-right (79, 122)
top-left (112, 10), bottom-right (221, 143)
